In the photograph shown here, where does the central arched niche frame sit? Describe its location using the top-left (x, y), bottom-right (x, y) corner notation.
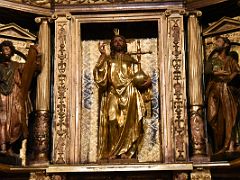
top-left (53, 11), bottom-right (188, 165)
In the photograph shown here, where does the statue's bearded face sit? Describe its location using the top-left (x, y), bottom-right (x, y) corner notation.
top-left (214, 37), bottom-right (230, 53)
top-left (2, 46), bottom-right (12, 60)
top-left (112, 36), bottom-right (127, 52)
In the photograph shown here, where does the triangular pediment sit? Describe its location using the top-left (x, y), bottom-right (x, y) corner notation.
top-left (203, 17), bottom-right (240, 37)
top-left (0, 23), bottom-right (36, 41)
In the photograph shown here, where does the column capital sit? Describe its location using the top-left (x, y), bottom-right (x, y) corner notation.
top-left (35, 12), bottom-right (72, 24)
top-left (186, 10), bottom-right (202, 17)
top-left (164, 9), bottom-right (186, 17)
top-left (35, 16), bottom-right (53, 24)
top-left (46, 12), bottom-right (72, 22)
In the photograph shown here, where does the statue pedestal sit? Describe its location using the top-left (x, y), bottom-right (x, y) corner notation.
top-left (0, 153), bottom-right (22, 165)
top-left (98, 158), bottom-right (138, 164)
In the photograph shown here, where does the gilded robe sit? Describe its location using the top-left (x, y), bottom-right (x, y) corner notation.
top-left (206, 56), bottom-right (240, 153)
top-left (94, 53), bottom-right (151, 159)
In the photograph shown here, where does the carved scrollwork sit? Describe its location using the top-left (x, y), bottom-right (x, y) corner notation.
top-left (22, 0), bottom-right (51, 7)
top-left (170, 17), bottom-right (187, 161)
top-left (53, 22), bottom-right (69, 164)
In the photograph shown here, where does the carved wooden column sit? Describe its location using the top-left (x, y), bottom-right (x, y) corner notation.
top-left (30, 17), bottom-right (51, 165)
top-left (187, 12), bottom-right (208, 161)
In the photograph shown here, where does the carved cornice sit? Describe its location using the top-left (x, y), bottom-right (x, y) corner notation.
top-left (186, 0), bottom-right (228, 9)
top-left (0, 0), bottom-right (52, 15)
top-left (54, 2), bottom-right (183, 13)
top-left (22, 0), bottom-right (51, 8)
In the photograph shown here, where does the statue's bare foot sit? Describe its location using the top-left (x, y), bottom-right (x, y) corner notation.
top-left (228, 141), bottom-right (235, 152)
top-left (109, 155), bottom-right (116, 160)
top-left (7, 148), bottom-right (18, 157)
top-left (120, 153), bottom-right (129, 159)
top-left (235, 146), bottom-right (240, 152)
top-left (0, 144), bottom-right (7, 154)
top-left (215, 148), bottom-right (226, 155)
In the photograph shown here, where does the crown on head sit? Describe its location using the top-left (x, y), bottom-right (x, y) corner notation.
top-left (113, 28), bottom-right (120, 36)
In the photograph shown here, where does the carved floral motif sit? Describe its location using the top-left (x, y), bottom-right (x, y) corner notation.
top-left (53, 22), bottom-right (68, 164)
top-left (54, 0), bottom-right (170, 5)
top-left (170, 17), bottom-right (187, 161)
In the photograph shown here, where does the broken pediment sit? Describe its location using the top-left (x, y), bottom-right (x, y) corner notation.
top-left (203, 16), bottom-right (240, 37)
top-left (0, 23), bottom-right (36, 41)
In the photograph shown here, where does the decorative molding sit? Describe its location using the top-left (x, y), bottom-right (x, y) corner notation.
top-left (22, 0), bottom-right (51, 8)
top-left (54, 2), bottom-right (183, 13)
top-left (53, 18), bottom-right (69, 164)
top-left (54, 0), bottom-right (183, 5)
top-left (186, 0), bottom-right (228, 9)
top-left (203, 16), bottom-right (240, 37)
top-left (3, 0), bottom-right (51, 8)
top-left (0, 0), bottom-right (52, 15)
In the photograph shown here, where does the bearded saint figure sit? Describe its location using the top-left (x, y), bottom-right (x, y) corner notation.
top-left (93, 31), bottom-right (152, 160)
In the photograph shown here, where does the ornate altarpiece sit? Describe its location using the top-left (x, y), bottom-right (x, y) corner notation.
top-left (2, 0), bottom-right (240, 179)
top-left (52, 10), bottom-right (189, 165)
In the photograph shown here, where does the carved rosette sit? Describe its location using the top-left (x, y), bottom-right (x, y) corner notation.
top-left (53, 18), bottom-right (69, 164)
top-left (168, 13), bottom-right (188, 162)
top-left (30, 110), bottom-right (50, 165)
